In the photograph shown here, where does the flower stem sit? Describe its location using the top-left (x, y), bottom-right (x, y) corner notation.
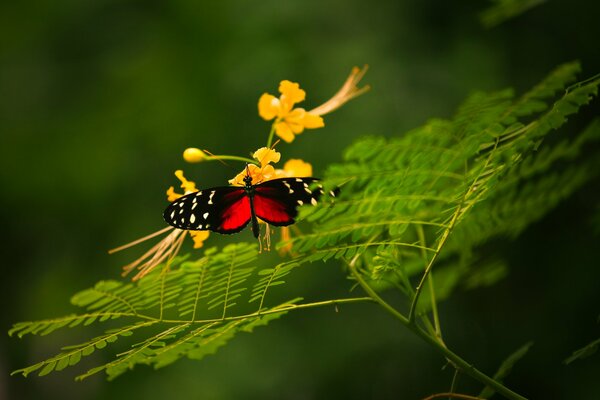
top-left (347, 260), bottom-right (528, 400)
top-left (266, 123), bottom-right (277, 148)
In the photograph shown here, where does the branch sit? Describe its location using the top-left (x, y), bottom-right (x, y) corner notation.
top-left (347, 259), bottom-right (527, 400)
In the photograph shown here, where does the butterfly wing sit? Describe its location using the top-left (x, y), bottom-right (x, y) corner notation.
top-left (253, 177), bottom-right (325, 226)
top-left (163, 186), bottom-right (252, 234)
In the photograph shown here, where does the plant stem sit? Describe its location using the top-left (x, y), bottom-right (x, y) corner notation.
top-left (409, 139), bottom-right (500, 323)
top-left (416, 225), bottom-right (443, 341)
top-left (266, 123), bottom-right (277, 148)
top-left (408, 202), bottom-right (462, 322)
top-left (347, 261), bottom-right (527, 400)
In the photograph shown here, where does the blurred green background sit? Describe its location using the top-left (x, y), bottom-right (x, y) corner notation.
top-left (2, 1), bottom-right (599, 399)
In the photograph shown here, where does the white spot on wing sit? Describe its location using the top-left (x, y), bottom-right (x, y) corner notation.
top-left (203, 212), bottom-right (209, 219)
top-left (304, 187), bottom-right (312, 194)
top-left (170, 211), bottom-right (175, 219)
top-left (191, 203), bottom-right (197, 210)
top-left (295, 178), bottom-right (303, 182)
top-left (297, 200), bottom-right (304, 206)
top-left (190, 214), bottom-right (196, 224)
top-left (208, 190), bottom-right (215, 204)
top-left (329, 190), bottom-right (336, 197)
top-left (311, 197), bottom-right (318, 206)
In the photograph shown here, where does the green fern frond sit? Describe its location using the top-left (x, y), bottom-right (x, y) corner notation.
top-left (9, 243), bottom-right (303, 379)
top-left (11, 321), bottom-right (156, 378)
top-left (10, 241), bottom-right (367, 380)
top-left (480, 0), bottom-right (546, 28)
top-left (290, 62), bottom-right (599, 312)
top-left (564, 337), bottom-right (600, 365)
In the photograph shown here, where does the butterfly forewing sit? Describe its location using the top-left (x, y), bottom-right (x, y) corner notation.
top-left (163, 186), bottom-right (252, 234)
top-left (253, 177), bottom-right (324, 226)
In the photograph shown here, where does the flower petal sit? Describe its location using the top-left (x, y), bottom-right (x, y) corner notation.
top-left (258, 93), bottom-right (280, 120)
top-left (279, 80), bottom-right (306, 104)
top-left (175, 170), bottom-right (197, 194)
top-left (229, 163), bottom-right (275, 185)
top-left (283, 108), bottom-right (307, 134)
top-left (166, 186), bottom-right (181, 202)
top-left (302, 112), bottom-right (325, 129)
top-left (253, 147), bottom-right (281, 166)
top-left (283, 159), bottom-right (313, 177)
top-left (279, 80), bottom-right (305, 114)
top-left (189, 230), bottom-right (210, 248)
top-left (274, 121), bottom-right (296, 143)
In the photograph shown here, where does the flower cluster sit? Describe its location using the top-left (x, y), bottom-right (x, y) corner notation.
top-left (112, 66), bottom-right (368, 278)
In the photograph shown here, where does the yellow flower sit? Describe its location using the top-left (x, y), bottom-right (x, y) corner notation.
top-left (258, 81), bottom-right (324, 143)
top-left (229, 147), bottom-right (281, 186)
top-left (111, 170), bottom-right (210, 280)
top-left (257, 66), bottom-right (369, 144)
top-left (189, 230), bottom-right (210, 249)
top-left (273, 159), bottom-right (313, 179)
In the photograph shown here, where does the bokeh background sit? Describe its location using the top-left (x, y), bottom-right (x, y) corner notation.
top-left (2, 1), bottom-right (599, 399)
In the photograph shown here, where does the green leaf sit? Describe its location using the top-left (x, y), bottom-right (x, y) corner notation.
top-left (479, 341), bottom-right (534, 398)
top-left (564, 337), bottom-right (600, 365)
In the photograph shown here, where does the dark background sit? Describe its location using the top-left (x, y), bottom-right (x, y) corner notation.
top-left (1, 1), bottom-right (599, 399)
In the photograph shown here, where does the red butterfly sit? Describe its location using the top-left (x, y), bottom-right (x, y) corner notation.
top-left (163, 174), bottom-right (336, 238)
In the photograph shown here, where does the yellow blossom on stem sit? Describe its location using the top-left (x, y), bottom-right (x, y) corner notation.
top-left (189, 230), bottom-right (210, 249)
top-left (273, 158), bottom-right (313, 179)
top-left (111, 170), bottom-right (210, 280)
top-left (228, 147), bottom-right (281, 185)
top-left (167, 170), bottom-right (197, 201)
top-left (259, 81), bottom-right (324, 143)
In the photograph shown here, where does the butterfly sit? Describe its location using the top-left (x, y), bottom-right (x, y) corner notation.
top-left (163, 174), bottom-right (337, 238)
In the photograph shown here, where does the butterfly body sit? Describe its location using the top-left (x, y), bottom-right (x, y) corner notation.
top-left (163, 175), bottom-right (330, 238)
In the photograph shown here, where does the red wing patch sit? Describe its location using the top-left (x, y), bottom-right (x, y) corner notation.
top-left (253, 194), bottom-right (295, 226)
top-left (218, 194), bottom-right (251, 233)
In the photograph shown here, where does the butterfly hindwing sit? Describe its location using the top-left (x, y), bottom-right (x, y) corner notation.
top-left (163, 186), bottom-right (252, 234)
top-left (253, 177), bottom-right (324, 226)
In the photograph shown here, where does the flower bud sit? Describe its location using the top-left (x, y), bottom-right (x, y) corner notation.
top-left (183, 147), bottom-right (206, 163)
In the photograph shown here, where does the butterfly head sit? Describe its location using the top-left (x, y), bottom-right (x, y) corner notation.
top-left (243, 172), bottom-right (253, 188)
